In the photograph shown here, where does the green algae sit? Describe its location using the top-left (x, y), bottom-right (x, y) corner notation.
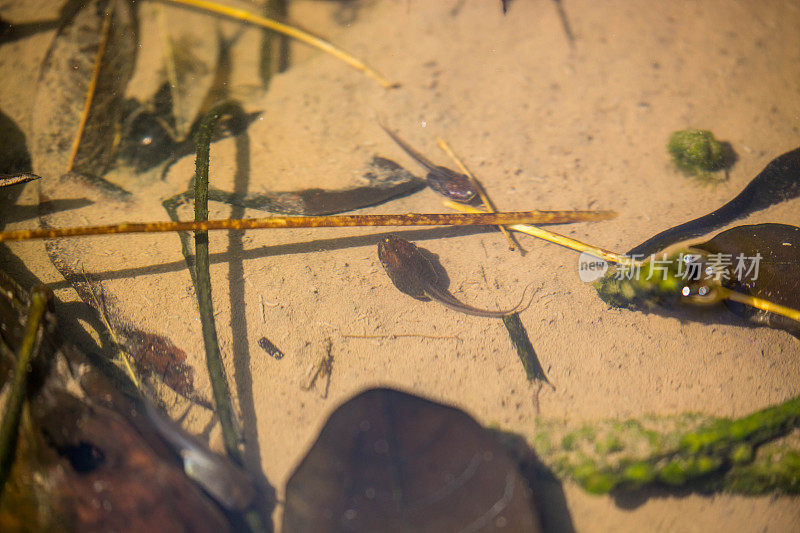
top-left (524, 395), bottom-right (800, 495)
top-left (668, 129), bottom-right (727, 182)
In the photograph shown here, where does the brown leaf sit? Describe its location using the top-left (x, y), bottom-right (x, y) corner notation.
top-left (40, 239), bottom-right (210, 407)
top-left (30, 0), bottom-right (137, 180)
top-left (283, 388), bottom-right (541, 532)
top-left (0, 270), bottom-right (231, 531)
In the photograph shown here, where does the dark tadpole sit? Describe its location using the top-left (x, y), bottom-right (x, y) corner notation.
top-left (629, 147), bottom-right (800, 257)
top-left (378, 234), bottom-right (530, 317)
top-left (380, 124), bottom-right (477, 203)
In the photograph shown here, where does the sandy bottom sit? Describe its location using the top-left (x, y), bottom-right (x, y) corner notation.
top-left (1, 0), bottom-right (799, 531)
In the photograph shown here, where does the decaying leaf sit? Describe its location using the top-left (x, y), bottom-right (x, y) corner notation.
top-left (283, 387), bottom-right (541, 532)
top-left (0, 270), bottom-right (232, 531)
top-left (146, 1), bottom-right (220, 141)
top-left (30, 0), bottom-right (137, 181)
top-left (41, 239), bottom-right (210, 407)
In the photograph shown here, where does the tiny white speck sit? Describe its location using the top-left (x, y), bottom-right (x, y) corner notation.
top-left (421, 121), bottom-right (427, 128)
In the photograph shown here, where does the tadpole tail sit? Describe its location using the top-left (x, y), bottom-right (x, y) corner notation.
top-left (379, 122), bottom-right (439, 172)
top-left (426, 282), bottom-right (537, 318)
top-left (628, 147), bottom-right (800, 257)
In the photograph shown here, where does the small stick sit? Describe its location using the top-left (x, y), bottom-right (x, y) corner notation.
top-left (444, 200), bottom-right (635, 266)
top-left (342, 333), bottom-right (461, 341)
top-left (0, 210), bottom-right (618, 243)
top-left (719, 287), bottom-right (800, 324)
top-left (436, 137), bottom-right (519, 251)
top-left (0, 286), bottom-right (50, 490)
top-left (157, 0), bottom-right (397, 88)
top-left (0, 173), bottom-right (42, 188)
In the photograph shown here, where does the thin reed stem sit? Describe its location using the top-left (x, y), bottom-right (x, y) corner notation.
top-left (0, 210), bottom-right (617, 243)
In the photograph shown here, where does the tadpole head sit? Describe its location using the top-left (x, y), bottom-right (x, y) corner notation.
top-left (425, 167), bottom-right (477, 203)
top-left (377, 235), bottom-right (433, 300)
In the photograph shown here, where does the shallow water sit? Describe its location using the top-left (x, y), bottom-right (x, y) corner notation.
top-left (1, 0), bottom-right (799, 530)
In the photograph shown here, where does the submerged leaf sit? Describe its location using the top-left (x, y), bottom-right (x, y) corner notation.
top-left (0, 270), bottom-right (232, 531)
top-left (42, 239), bottom-right (209, 407)
top-left (30, 0), bottom-right (137, 181)
top-left (160, 28), bottom-right (216, 140)
top-left (283, 388), bottom-right (541, 532)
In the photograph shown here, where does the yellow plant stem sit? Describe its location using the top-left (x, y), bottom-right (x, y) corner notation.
top-left (444, 203), bottom-right (799, 325)
top-left (157, 0), bottom-right (396, 88)
top-left (443, 200), bottom-right (635, 266)
top-left (436, 137), bottom-right (518, 251)
top-left (0, 210), bottom-right (616, 243)
top-left (719, 287), bottom-right (800, 324)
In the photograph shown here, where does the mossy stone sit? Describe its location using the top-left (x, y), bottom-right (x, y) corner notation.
top-left (668, 129), bottom-right (725, 179)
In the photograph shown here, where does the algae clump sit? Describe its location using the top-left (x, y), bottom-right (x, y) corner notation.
top-left (667, 129), bottom-right (726, 182)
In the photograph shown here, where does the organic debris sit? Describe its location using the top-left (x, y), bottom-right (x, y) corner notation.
top-left (283, 388), bottom-right (541, 531)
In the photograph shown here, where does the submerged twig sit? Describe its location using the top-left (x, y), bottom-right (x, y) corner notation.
top-left (0, 210), bottom-right (617, 243)
top-left (444, 200), bottom-right (635, 265)
top-left (0, 173), bottom-right (41, 188)
top-left (157, 0), bottom-right (397, 88)
top-left (0, 286), bottom-right (50, 491)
